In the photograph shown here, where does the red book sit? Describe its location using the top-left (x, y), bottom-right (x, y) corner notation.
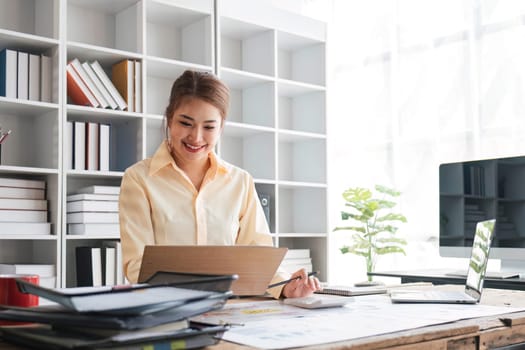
top-left (66, 64), bottom-right (98, 107)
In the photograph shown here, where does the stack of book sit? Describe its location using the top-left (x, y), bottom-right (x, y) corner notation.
top-left (279, 249), bottom-right (313, 274)
top-left (0, 263), bottom-right (56, 289)
top-left (0, 277), bottom-right (233, 349)
top-left (0, 177), bottom-right (51, 235)
top-left (67, 185), bottom-right (122, 287)
top-left (0, 48), bottom-right (52, 102)
top-left (67, 185), bottom-right (120, 236)
top-left (65, 120), bottom-right (111, 171)
top-left (66, 57), bottom-right (141, 112)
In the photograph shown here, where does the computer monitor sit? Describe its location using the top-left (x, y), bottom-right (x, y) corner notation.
top-left (439, 155), bottom-right (525, 273)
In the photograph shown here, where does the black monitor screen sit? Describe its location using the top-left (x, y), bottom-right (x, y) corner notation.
top-left (439, 155), bottom-right (525, 249)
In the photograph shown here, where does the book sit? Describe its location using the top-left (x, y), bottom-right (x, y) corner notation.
top-left (0, 222), bottom-right (51, 235)
top-left (315, 284), bottom-right (387, 297)
top-left (90, 60), bottom-right (127, 110)
top-left (76, 185), bottom-right (120, 195)
top-left (103, 241), bottom-right (124, 285)
top-left (17, 51), bottom-right (28, 99)
top-left (67, 193), bottom-right (119, 202)
top-left (112, 59), bottom-right (134, 112)
top-left (0, 187), bottom-right (45, 199)
top-left (134, 60), bottom-right (142, 113)
top-left (67, 200), bottom-right (118, 213)
top-left (0, 264), bottom-right (55, 277)
top-left (28, 53), bottom-right (40, 101)
top-left (73, 121), bottom-right (86, 170)
top-left (76, 246), bottom-right (102, 287)
top-left (0, 48), bottom-right (17, 98)
top-left (284, 249), bottom-right (310, 259)
top-left (65, 120), bottom-right (73, 169)
top-left (68, 223), bottom-right (120, 236)
top-left (99, 123), bottom-right (110, 171)
top-left (0, 209), bottom-right (47, 223)
top-left (0, 198), bottom-right (47, 210)
top-left (40, 54), bottom-right (52, 102)
top-left (70, 58), bottom-right (108, 108)
top-left (15, 278), bottom-right (227, 314)
top-left (103, 247), bottom-right (116, 286)
top-left (67, 212), bottom-right (119, 224)
top-left (86, 121), bottom-right (99, 170)
top-left (66, 63), bottom-right (98, 107)
top-left (0, 177), bottom-right (45, 189)
top-left (83, 61), bottom-right (117, 109)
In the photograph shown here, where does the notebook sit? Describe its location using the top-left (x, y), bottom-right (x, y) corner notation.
top-left (138, 245), bottom-right (287, 296)
top-left (390, 219), bottom-right (496, 304)
top-left (315, 284), bottom-right (387, 296)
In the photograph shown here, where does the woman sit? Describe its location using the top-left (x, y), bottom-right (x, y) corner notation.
top-left (119, 70), bottom-right (320, 298)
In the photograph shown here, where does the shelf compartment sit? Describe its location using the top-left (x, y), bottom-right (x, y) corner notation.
top-left (67, 43), bottom-right (142, 67)
top-left (0, 0), bottom-right (57, 39)
top-left (277, 31), bottom-right (325, 86)
top-left (220, 17), bottom-right (274, 77)
top-left (145, 58), bottom-right (213, 115)
top-left (146, 118), bottom-right (164, 158)
top-left (278, 134), bottom-right (326, 183)
top-left (146, 1), bottom-right (212, 66)
top-left (220, 126), bottom-right (275, 180)
top-left (278, 186), bottom-right (327, 234)
top-left (255, 182), bottom-right (276, 233)
top-left (0, 108), bottom-right (59, 169)
top-left (278, 82), bottom-right (325, 134)
top-left (278, 236), bottom-right (327, 281)
top-left (66, 114), bottom-right (143, 173)
top-left (221, 69), bottom-right (275, 128)
top-left (67, 0), bottom-right (142, 53)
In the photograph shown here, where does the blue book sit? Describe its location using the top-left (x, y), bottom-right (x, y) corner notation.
top-left (0, 48), bottom-right (18, 98)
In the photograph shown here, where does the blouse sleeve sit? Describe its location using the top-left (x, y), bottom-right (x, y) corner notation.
top-left (119, 167), bottom-right (155, 283)
top-left (235, 174), bottom-right (290, 298)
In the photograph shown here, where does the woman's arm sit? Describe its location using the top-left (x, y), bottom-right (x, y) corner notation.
top-left (119, 168), bottom-right (155, 283)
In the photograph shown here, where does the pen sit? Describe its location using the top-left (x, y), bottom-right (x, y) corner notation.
top-left (267, 271), bottom-right (318, 289)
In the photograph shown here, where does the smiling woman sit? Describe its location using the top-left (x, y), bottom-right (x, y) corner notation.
top-left (118, 70), bottom-right (321, 299)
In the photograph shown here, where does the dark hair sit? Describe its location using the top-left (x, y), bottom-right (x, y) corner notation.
top-left (164, 70), bottom-right (230, 134)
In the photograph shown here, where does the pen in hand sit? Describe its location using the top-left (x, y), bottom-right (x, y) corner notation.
top-left (267, 271), bottom-right (319, 289)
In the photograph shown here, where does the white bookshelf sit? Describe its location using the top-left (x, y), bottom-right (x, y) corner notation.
top-left (217, 0), bottom-right (328, 280)
top-left (0, 0), bottom-right (328, 287)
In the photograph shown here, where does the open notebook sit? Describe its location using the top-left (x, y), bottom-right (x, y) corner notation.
top-left (390, 219), bottom-right (496, 304)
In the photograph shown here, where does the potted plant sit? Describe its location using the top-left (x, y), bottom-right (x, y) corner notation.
top-left (333, 185), bottom-right (407, 282)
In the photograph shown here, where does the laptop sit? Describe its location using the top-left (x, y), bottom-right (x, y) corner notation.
top-left (138, 245), bottom-right (287, 296)
top-left (390, 219), bottom-right (496, 304)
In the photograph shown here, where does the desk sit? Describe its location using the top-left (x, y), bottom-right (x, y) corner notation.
top-left (1, 287), bottom-right (525, 350)
top-left (369, 268), bottom-right (525, 290)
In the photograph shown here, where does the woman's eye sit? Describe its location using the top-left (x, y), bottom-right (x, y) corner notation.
top-left (204, 126), bottom-right (215, 130)
top-left (179, 121), bottom-right (192, 127)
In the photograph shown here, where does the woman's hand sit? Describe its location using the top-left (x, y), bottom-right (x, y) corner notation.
top-left (281, 269), bottom-right (321, 298)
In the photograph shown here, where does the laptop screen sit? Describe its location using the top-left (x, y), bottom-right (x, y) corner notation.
top-left (465, 219), bottom-right (496, 299)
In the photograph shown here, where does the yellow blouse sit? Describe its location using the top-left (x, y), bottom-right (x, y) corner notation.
top-left (119, 141), bottom-right (286, 297)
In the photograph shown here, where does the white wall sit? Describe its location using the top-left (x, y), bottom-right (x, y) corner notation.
top-left (324, 0), bottom-right (525, 285)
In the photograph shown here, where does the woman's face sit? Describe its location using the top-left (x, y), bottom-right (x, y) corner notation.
top-left (168, 97), bottom-right (223, 166)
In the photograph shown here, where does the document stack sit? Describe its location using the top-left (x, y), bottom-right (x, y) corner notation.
top-left (0, 274), bottom-right (236, 349)
top-left (0, 177), bottom-right (51, 235)
top-left (67, 185), bottom-right (120, 236)
top-left (279, 249), bottom-right (313, 274)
